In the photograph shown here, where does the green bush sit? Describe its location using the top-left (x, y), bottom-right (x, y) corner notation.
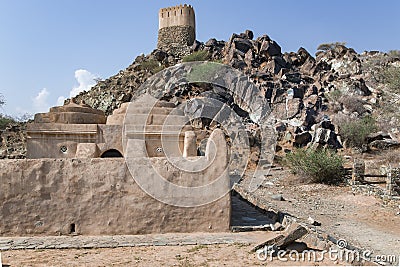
top-left (186, 62), bottom-right (222, 82)
top-left (325, 90), bottom-right (343, 112)
top-left (325, 90), bottom-right (342, 103)
top-left (140, 59), bottom-right (164, 73)
top-left (285, 148), bottom-right (345, 184)
top-left (382, 66), bottom-right (400, 93)
top-left (339, 115), bottom-right (377, 148)
top-left (182, 50), bottom-right (210, 62)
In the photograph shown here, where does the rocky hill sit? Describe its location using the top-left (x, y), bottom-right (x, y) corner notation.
top-left (2, 30), bottom-right (400, 159)
top-left (71, 30), bottom-right (400, 155)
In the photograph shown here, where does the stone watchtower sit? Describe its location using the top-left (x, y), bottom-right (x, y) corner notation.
top-left (157, 4), bottom-right (196, 57)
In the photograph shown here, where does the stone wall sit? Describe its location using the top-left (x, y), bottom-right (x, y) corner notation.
top-left (157, 26), bottom-right (194, 58)
top-left (0, 158), bottom-right (230, 236)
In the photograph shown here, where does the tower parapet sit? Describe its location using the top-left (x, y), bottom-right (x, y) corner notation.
top-left (157, 4), bottom-right (196, 58)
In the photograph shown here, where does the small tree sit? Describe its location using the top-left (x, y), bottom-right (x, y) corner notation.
top-left (0, 94), bottom-right (18, 129)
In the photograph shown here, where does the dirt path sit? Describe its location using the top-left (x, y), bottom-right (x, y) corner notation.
top-left (244, 168), bottom-right (400, 260)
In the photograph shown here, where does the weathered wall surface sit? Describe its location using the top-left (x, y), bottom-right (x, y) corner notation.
top-left (26, 124), bottom-right (123, 159)
top-left (26, 124), bottom-right (98, 159)
top-left (159, 5), bottom-right (195, 30)
top-left (157, 26), bottom-right (195, 57)
top-left (0, 158), bottom-right (230, 236)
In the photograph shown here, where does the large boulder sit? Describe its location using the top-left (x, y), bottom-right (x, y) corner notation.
top-left (257, 35), bottom-right (282, 57)
top-left (312, 128), bottom-right (342, 149)
top-left (294, 131), bottom-right (312, 147)
top-left (369, 139), bottom-right (400, 150)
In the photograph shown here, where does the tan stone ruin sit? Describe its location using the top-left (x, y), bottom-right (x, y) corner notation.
top-left (0, 95), bottom-right (231, 235)
top-left (26, 95), bottom-right (198, 159)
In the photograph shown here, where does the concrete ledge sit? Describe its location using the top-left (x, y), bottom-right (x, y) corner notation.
top-left (0, 232), bottom-right (271, 250)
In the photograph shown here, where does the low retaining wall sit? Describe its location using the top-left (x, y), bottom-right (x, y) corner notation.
top-left (0, 158), bottom-right (230, 236)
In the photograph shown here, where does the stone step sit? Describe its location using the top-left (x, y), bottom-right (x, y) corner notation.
top-left (124, 125), bottom-right (192, 136)
top-left (124, 114), bottom-right (188, 125)
top-left (107, 114), bottom-right (188, 126)
top-left (129, 101), bottom-right (176, 108)
top-left (126, 107), bottom-right (184, 116)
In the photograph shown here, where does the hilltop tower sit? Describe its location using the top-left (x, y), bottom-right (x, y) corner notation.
top-left (157, 4), bottom-right (196, 57)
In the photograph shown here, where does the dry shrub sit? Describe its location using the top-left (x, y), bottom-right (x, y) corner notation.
top-left (285, 148), bottom-right (345, 184)
top-left (337, 115), bottom-right (377, 148)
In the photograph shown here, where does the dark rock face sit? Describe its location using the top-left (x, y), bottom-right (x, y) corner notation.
top-left (5, 29), bottom-right (400, 160)
top-left (369, 139), bottom-right (400, 150)
top-left (366, 131), bottom-right (391, 144)
top-left (366, 131), bottom-right (400, 150)
top-left (294, 132), bottom-right (312, 147)
top-left (73, 30), bottom-right (398, 154)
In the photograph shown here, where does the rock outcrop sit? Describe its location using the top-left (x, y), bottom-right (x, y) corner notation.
top-left (2, 30), bottom-right (400, 159)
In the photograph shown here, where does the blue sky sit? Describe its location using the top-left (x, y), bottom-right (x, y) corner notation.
top-left (1, 0), bottom-right (399, 117)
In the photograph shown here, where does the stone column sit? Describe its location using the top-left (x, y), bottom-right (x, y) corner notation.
top-left (183, 131), bottom-right (197, 157)
top-left (352, 159), bottom-right (365, 183)
top-left (386, 168), bottom-right (399, 196)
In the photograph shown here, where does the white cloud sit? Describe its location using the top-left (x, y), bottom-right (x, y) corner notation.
top-left (55, 69), bottom-right (98, 107)
top-left (69, 69), bottom-right (98, 98)
top-left (32, 88), bottom-right (50, 113)
top-left (56, 96), bottom-right (65, 106)
top-left (27, 70), bottom-right (97, 117)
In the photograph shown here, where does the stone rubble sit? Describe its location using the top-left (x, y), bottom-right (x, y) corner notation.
top-left (0, 123), bottom-right (26, 159)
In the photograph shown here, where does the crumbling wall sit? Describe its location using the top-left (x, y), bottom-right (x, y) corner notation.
top-left (157, 26), bottom-right (195, 57)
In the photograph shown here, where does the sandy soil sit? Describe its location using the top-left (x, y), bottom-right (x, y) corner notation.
top-left (1, 243), bottom-right (348, 267)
